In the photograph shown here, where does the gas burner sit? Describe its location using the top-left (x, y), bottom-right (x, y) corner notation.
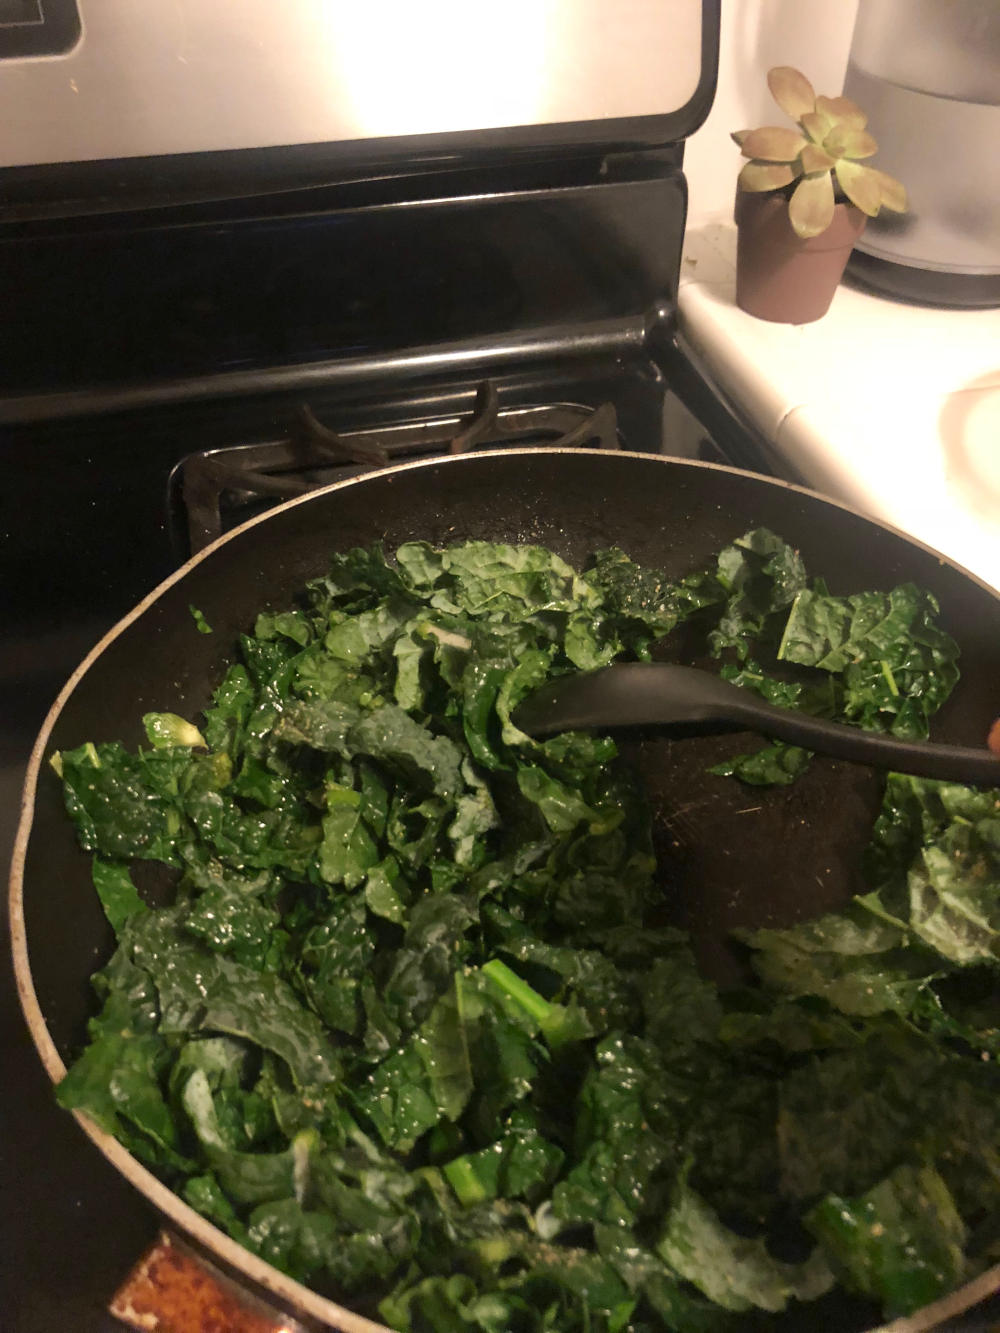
top-left (171, 381), bottom-right (621, 555)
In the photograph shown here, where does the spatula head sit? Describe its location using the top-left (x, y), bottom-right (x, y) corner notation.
top-left (513, 663), bottom-right (727, 735)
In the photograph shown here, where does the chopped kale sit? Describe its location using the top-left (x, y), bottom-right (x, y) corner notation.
top-left (51, 534), bottom-right (999, 1330)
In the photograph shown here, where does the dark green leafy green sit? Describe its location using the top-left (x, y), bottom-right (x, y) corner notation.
top-left (656, 1178), bottom-right (834, 1313)
top-left (142, 711), bottom-right (207, 749)
top-left (696, 544), bottom-right (961, 786)
top-left (807, 1164), bottom-right (968, 1317)
top-left (51, 534), bottom-right (998, 1331)
top-left (56, 1028), bottom-right (191, 1172)
top-left (778, 584), bottom-right (960, 738)
top-left (710, 742), bottom-right (811, 786)
top-left (709, 528), bottom-right (807, 658)
top-left (861, 774), bottom-right (1000, 965)
top-left (736, 910), bottom-right (938, 1016)
top-left (57, 741), bottom-right (192, 863)
top-left (90, 857), bottom-right (147, 936)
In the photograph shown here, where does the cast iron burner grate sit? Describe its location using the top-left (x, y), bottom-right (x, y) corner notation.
top-left (171, 381), bottom-right (621, 556)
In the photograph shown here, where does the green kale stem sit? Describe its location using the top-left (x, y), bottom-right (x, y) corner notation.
top-left (482, 959), bottom-right (553, 1026)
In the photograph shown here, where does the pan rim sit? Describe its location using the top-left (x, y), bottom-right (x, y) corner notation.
top-left (9, 446), bottom-right (1000, 1332)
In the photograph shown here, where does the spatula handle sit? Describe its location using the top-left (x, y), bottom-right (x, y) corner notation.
top-left (722, 690), bottom-right (1000, 785)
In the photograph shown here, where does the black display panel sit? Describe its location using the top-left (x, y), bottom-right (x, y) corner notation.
top-left (0, 0), bottom-right (79, 57)
top-left (1, 1), bottom-right (42, 20)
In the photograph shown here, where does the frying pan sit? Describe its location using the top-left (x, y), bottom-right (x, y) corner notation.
top-left (11, 449), bottom-right (1000, 1332)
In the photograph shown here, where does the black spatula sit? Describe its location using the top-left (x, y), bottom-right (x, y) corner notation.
top-left (513, 662), bottom-right (1000, 785)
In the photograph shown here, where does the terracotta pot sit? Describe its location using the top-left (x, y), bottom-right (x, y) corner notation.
top-left (734, 190), bottom-right (867, 324)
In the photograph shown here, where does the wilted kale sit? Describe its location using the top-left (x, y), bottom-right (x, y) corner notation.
top-left (53, 534), bottom-right (1000, 1330)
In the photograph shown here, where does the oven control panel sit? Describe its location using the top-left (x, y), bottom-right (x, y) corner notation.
top-left (0, 0), bottom-right (79, 59)
top-left (0, 0), bottom-right (709, 169)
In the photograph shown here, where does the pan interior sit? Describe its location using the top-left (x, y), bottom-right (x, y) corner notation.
top-left (14, 450), bottom-right (1000, 1333)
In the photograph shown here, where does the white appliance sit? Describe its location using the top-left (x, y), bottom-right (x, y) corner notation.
top-left (843, 0), bottom-right (1000, 307)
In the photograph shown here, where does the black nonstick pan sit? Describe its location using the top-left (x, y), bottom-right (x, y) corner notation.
top-left (11, 450), bottom-right (1000, 1331)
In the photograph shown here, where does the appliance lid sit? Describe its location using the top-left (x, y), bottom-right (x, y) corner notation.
top-left (0, 0), bottom-right (718, 217)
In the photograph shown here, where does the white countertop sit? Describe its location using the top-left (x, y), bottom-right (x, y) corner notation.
top-left (678, 223), bottom-right (1000, 594)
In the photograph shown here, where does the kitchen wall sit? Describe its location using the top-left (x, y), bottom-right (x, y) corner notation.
top-left (685, 0), bottom-right (861, 224)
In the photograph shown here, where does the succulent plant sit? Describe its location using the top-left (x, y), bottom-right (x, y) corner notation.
top-left (733, 66), bottom-right (907, 239)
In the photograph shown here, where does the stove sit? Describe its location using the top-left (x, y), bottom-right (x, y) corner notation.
top-left (0, 4), bottom-right (802, 1328)
top-left (172, 385), bottom-right (625, 554)
top-left (0, 214), bottom-right (775, 1333)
